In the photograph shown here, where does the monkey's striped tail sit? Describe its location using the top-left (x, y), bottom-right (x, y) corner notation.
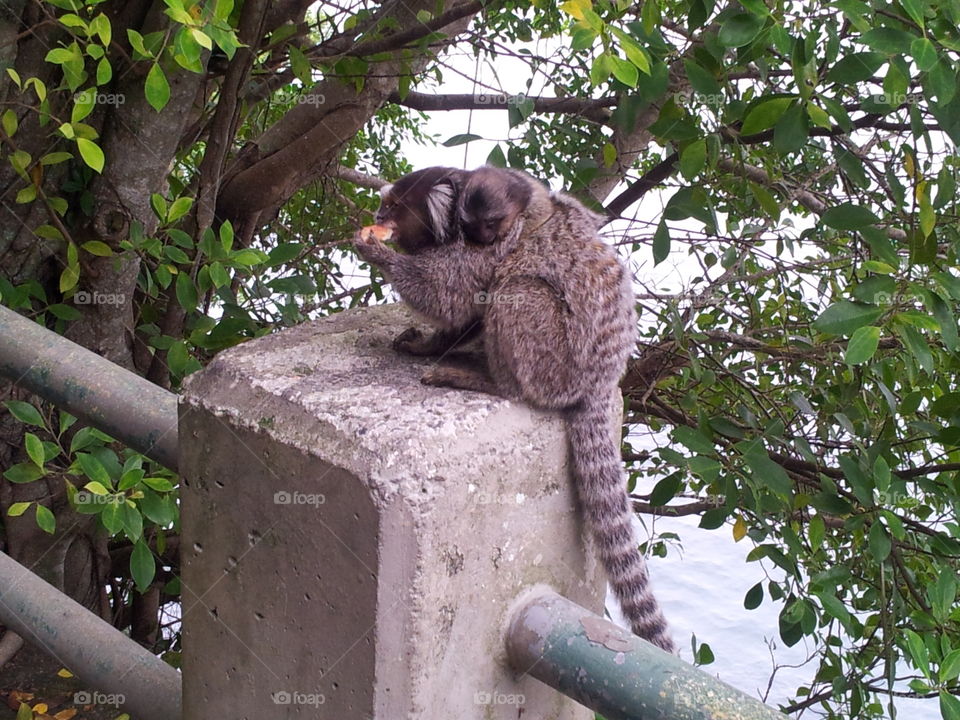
top-left (566, 397), bottom-right (675, 653)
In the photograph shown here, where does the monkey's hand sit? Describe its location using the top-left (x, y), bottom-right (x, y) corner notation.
top-left (353, 224), bottom-right (396, 267)
top-left (394, 323), bottom-right (484, 356)
top-left (393, 327), bottom-right (456, 356)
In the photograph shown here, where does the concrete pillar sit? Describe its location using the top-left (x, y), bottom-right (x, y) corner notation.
top-left (179, 304), bottom-right (603, 719)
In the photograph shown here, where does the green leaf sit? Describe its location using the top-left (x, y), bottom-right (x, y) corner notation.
top-left (76, 137), bottom-right (104, 173)
top-left (900, 0), bottom-right (925, 28)
top-left (615, 32), bottom-right (650, 75)
top-left (851, 275), bottom-right (895, 304)
top-left (96, 57), bottom-right (112, 85)
top-left (925, 59), bottom-right (956, 105)
top-left (7, 501), bottom-right (31, 517)
top-left (220, 220), bottom-right (234, 250)
top-left (825, 52), bottom-right (886, 84)
top-left (940, 649), bottom-right (960, 682)
top-left (821, 203), bottom-right (880, 230)
top-left (610, 55), bottom-right (639, 87)
top-left (868, 521), bottom-right (891, 561)
top-left (127, 29), bottom-right (153, 58)
top-left (683, 60), bottom-right (721, 96)
top-left (442, 133), bottom-right (482, 147)
top-left (812, 301), bottom-right (884, 336)
top-left (844, 325), bottom-right (880, 364)
top-left (590, 52), bottom-right (614, 86)
top-left (695, 642), bottom-right (715, 665)
top-left (118, 468), bottom-right (145, 491)
top-left (928, 568), bottom-right (957, 619)
top-left (699, 507), bottom-right (728, 529)
top-left (81, 240), bottom-right (113, 256)
top-left (907, 630), bottom-right (931, 676)
top-left (742, 448), bottom-right (792, 496)
top-left (71, 89), bottom-right (95, 123)
top-left (2, 108), bottom-right (17, 137)
top-left (230, 249), bottom-right (265, 266)
top-left (809, 513), bottom-right (825, 549)
top-left (175, 272), bottom-right (198, 312)
top-left (167, 196), bottom-right (193, 222)
top-left (35, 504), bottom-right (55, 534)
top-left (741, 97), bottom-right (794, 134)
top-left (718, 13), bottom-right (764, 47)
top-left (101, 500), bottom-right (122, 534)
top-left (119, 502), bottom-right (143, 541)
top-left (77, 452), bottom-right (112, 486)
top-left (15, 186), bottom-right (36, 204)
top-left (649, 473), bottom-right (682, 505)
top-left (773, 102), bottom-right (808, 153)
top-left (25, 432), bottom-right (44, 467)
top-left (5, 400), bottom-right (45, 427)
top-left (287, 44), bottom-right (311, 83)
top-left (862, 28), bottom-right (916, 55)
top-left (941, 691), bottom-right (960, 720)
top-left (139, 489), bottom-right (176, 526)
top-left (84, 481), bottom-right (110, 495)
top-left (896, 324), bottom-right (934, 374)
top-left (679, 139), bottom-right (706, 180)
top-left (3, 462), bottom-right (44, 484)
top-left (744, 582), bottom-right (763, 609)
top-left (673, 425), bottom-right (715, 454)
top-left (817, 592), bottom-right (852, 631)
top-left (130, 539), bottom-right (156, 592)
top-left (142, 476), bottom-right (174, 492)
top-left (40, 151), bottom-right (73, 166)
top-left (910, 37), bottom-right (938, 71)
top-left (145, 63), bottom-right (170, 111)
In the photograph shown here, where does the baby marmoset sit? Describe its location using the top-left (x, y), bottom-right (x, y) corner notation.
top-left (354, 166), bottom-right (674, 652)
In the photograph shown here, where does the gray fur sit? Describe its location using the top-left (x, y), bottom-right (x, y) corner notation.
top-left (354, 166), bottom-right (674, 652)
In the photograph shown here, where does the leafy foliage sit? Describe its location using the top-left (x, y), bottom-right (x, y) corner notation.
top-left (1, 0), bottom-right (960, 716)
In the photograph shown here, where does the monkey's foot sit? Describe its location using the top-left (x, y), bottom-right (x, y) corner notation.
top-left (393, 327), bottom-right (430, 355)
top-left (421, 366), bottom-right (499, 395)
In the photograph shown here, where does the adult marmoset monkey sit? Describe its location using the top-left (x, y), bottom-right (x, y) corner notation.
top-left (358, 166), bottom-right (491, 355)
top-left (355, 166), bottom-right (674, 652)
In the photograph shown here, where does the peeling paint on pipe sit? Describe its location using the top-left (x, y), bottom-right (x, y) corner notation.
top-left (506, 590), bottom-right (788, 720)
top-left (0, 551), bottom-right (182, 720)
top-left (0, 305), bottom-right (178, 470)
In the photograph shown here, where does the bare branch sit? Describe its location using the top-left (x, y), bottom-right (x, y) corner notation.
top-left (334, 166), bottom-right (387, 190)
top-left (390, 90), bottom-right (615, 123)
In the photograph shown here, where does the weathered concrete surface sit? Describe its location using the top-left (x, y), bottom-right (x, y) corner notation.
top-left (179, 304), bottom-right (603, 719)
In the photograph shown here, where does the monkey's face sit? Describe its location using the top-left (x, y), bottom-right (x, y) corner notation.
top-left (458, 167), bottom-right (531, 246)
top-left (375, 167), bottom-right (464, 253)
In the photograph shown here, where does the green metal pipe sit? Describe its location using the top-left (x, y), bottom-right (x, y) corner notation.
top-left (0, 551), bottom-right (182, 720)
top-left (0, 305), bottom-right (178, 470)
top-left (506, 590), bottom-right (788, 720)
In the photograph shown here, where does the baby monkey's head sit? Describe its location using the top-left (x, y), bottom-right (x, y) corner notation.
top-left (458, 167), bottom-right (534, 246)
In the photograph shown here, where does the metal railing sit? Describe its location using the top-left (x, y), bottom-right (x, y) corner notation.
top-left (0, 551), bottom-right (181, 720)
top-left (0, 304), bottom-right (788, 720)
top-left (508, 592), bottom-right (786, 720)
top-left (0, 305), bottom-right (178, 470)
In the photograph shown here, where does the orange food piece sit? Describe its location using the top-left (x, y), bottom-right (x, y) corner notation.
top-left (359, 224), bottom-right (394, 242)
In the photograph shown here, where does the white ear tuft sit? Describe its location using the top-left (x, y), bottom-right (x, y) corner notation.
top-left (426, 181), bottom-right (457, 243)
top-left (379, 183), bottom-right (393, 199)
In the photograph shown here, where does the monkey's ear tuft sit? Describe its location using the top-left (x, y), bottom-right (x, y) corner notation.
top-left (379, 183), bottom-right (394, 200)
top-left (426, 179), bottom-right (459, 244)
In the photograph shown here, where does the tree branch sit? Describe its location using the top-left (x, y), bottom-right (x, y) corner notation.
top-left (389, 90), bottom-right (616, 123)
